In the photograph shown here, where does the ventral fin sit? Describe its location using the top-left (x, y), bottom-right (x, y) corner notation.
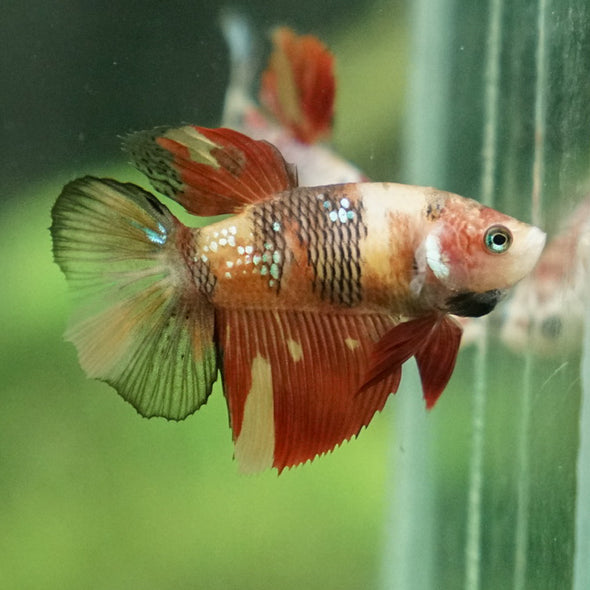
top-left (216, 308), bottom-right (397, 473)
top-left (415, 315), bottom-right (463, 408)
top-left (362, 314), bottom-right (463, 408)
top-left (51, 177), bottom-right (218, 420)
top-left (125, 125), bottom-right (298, 216)
top-left (361, 315), bottom-right (438, 393)
top-left (260, 27), bottom-right (335, 144)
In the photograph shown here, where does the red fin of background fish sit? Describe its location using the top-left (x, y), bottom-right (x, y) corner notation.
top-left (217, 308), bottom-right (397, 473)
top-left (260, 27), bottom-right (335, 144)
top-left (360, 315), bottom-right (438, 393)
top-left (415, 315), bottom-right (463, 408)
top-left (51, 177), bottom-right (218, 419)
top-left (125, 125), bottom-right (298, 216)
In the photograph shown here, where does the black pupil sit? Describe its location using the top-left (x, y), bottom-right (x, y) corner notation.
top-left (493, 233), bottom-right (506, 246)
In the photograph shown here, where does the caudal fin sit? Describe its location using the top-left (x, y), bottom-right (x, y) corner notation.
top-left (51, 176), bottom-right (218, 419)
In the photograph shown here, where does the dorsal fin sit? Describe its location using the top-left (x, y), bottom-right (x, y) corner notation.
top-left (124, 125), bottom-right (298, 216)
top-left (260, 27), bottom-right (335, 144)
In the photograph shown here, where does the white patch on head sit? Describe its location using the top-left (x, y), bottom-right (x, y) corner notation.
top-left (234, 354), bottom-right (275, 473)
top-left (410, 240), bottom-right (427, 295)
top-left (425, 233), bottom-right (450, 280)
top-left (287, 339), bottom-right (303, 362)
top-left (345, 337), bottom-right (360, 351)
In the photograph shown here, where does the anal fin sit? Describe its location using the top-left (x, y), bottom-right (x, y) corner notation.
top-left (217, 308), bottom-right (397, 473)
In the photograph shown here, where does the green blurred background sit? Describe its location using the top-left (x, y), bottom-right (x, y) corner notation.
top-left (2, 1), bottom-right (589, 589)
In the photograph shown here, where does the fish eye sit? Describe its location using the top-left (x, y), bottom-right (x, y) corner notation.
top-left (484, 225), bottom-right (512, 254)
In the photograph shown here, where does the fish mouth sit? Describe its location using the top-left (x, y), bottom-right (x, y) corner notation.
top-left (446, 289), bottom-right (506, 317)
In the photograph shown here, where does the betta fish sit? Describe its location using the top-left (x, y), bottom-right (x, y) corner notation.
top-left (220, 14), bottom-right (365, 185)
top-left (500, 196), bottom-right (590, 357)
top-left (50, 126), bottom-right (546, 472)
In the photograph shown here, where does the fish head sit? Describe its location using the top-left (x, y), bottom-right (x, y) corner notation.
top-left (499, 230), bottom-right (588, 356)
top-left (422, 194), bottom-right (546, 317)
top-left (499, 275), bottom-right (585, 356)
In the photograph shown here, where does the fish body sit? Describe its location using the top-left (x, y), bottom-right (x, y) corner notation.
top-left (51, 126), bottom-right (546, 472)
top-left (501, 197), bottom-right (590, 356)
top-left (193, 182), bottom-right (539, 316)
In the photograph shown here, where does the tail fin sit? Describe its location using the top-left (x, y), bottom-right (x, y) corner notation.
top-left (51, 176), bottom-right (218, 419)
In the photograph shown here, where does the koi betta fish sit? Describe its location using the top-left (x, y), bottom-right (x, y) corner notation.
top-left (501, 196), bottom-right (590, 357)
top-left (50, 126), bottom-right (546, 472)
top-left (220, 13), bottom-right (365, 185)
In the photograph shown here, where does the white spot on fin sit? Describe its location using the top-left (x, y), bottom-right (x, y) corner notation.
top-left (345, 337), bottom-right (360, 351)
top-left (234, 354), bottom-right (275, 473)
top-left (287, 339), bottom-right (303, 362)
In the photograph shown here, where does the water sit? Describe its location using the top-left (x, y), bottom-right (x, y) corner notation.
top-left (1, 1), bottom-right (589, 589)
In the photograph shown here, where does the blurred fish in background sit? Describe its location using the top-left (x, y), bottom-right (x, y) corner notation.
top-left (220, 11), bottom-right (366, 185)
top-left (500, 195), bottom-right (590, 357)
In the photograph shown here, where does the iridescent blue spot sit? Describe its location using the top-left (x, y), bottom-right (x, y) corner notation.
top-left (272, 250), bottom-right (281, 264)
top-left (131, 220), bottom-right (167, 245)
top-left (270, 263), bottom-right (280, 279)
top-left (253, 254), bottom-right (262, 265)
top-left (144, 228), bottom-right (166, 245)
top-left (262, 253), bottom-right (269, 263)
top-left (272, 221), bottom-right (281, 232)
top-left (347, 210), bottom-right (356, 220)
top-left (338, 208), bottom-right (348, 223)
top-left (329, 211), bottom-right (338, 222)
top-left (264, 242), bottom-right (273, 250)
top-left (340, 197), bottom-right (350, 209)
top-left (323, 200), bottom-right (331, 209)
top-left (260, 265), bottom-right (268, 276)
